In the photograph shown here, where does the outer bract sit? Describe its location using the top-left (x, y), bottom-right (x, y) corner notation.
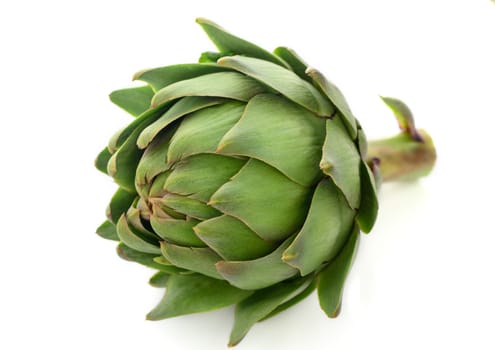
top-left (95, 18), bottom-right (378, 346)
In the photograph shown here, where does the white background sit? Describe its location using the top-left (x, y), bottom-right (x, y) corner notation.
top-left (1, 0), bottom-right (494, 349)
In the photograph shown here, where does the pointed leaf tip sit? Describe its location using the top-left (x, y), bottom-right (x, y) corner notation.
top-left (274, 46), bottom-right (311, 82)
top-left (95, 147), bottom-right (112, 175)
top-left (228, 277), bottom-right (312, 346)
top-left (195, 17), bottom-right (215, 25)
top-left (96, 220), bottom-right (119, 241)
top-left (196, 18), bottom-right (290, 68)
top-left (146, 274), bottom-right (252, 320)
top-left (317, 226), bottom-right (359, 317)
top-left (319, 160), bottom-right (333, 172)
top-left (109, 85), bottom-right (154, 117)
top-left (380, 96), bottom-right (424, 142)
top-left (306, 67), bottom-right (358, 138)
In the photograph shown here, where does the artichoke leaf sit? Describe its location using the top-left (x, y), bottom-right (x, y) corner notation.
top-left (162, 194), bottom-right (221, 220)
top-left (194, 215), bottom-right (276, 261)
top-left (356, 160), bottom-right (379, 233)
top-left (133, 63), bottom-right (227, 91)
top-left (273, 46), bottom-right (311, 82)
top-left (109, 85), bottom-right (154, 117)
top-left (209, 159), bottom-right (310, 241)
top-left (164, 153), bottom-right (246, 203)
top-left (217, 93), bottom-right (326, 187)
top-left (137, 96), bottom-right (224, 149)
top-left (320, 116), bottom-right (362, 209)
top-left (151, 72), bottom-right (267, 108)
top-left (217, 55), bottom-right (334, 117)
top-left (147, 273), bottom-right (252, 320)
top-left (306, 68), bottom-right (358, 139)
top-left (283, 178), bottom-right (355, 276)
top-left (150, 216), bottom-right (206, 248)
top-left (105, 187), bottom-right (136, 224)
top-left (96, 220), bottom-right (119, 241)
top-left (125, 206), bottom-right (159, 242)
top-left (198, 51), bottom-right (223, 63)
top-left (166, 101), bottom-right (245, 164)
top-left (107, 108), bottom-right (166, 192)
top-left (149, 271), bottom-right (169, 288)
top-left (381, 96), bottom-right (423, 142)
top-left (215, 237), bottom-right (299, 290)
top-left (317, 225), bottom-right (360, 317)
top-left (196, 18), bottom-right (290, 69)
top-left (107, 105), bottom-right (168, 153)
top-left (147, 171), bottom-right (170, 199)
top-left (116, 243), bottom-right (185, 274)
top-left (229, 276), bottom-right (312, 347)
top-left (94, 147), bottom-right (112, 175)
top-left (107, 125), bottom-right (128, 154)
top-left (135, 127), bottom-right (175, 189)
top-left (116, 214), bottom-right (161, 255)
top-left (160, 242), bottom-right (224, 280)
top-left (260, 278), bottom-right (317, 321)
top-left (149, 197), bottom-right (186, 220)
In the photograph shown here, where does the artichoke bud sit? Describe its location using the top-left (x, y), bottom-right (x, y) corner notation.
top-left (95, 18), bottom-right (379, 346)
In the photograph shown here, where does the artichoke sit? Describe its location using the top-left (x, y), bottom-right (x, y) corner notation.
top-left (95, 18), bottom-right (435, 346)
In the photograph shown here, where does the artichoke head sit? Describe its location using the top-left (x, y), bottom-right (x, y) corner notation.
top-left (95, 18), bottom-right (378, 346)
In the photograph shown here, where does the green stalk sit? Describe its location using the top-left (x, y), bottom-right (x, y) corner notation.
top-left (365, 96), bottom-right (437, 183)
top-left (366, 129), bottom-right (436, 182)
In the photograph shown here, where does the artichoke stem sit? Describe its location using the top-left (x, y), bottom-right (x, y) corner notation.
top-left (366, 129), bottom-right (436, 182)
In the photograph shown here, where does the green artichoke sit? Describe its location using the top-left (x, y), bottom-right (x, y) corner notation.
top-left (95, 18), bottom-right (434, 346)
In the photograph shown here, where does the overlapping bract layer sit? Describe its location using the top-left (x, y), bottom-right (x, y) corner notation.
top-left (95, 18), bottom-right (378, 346)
